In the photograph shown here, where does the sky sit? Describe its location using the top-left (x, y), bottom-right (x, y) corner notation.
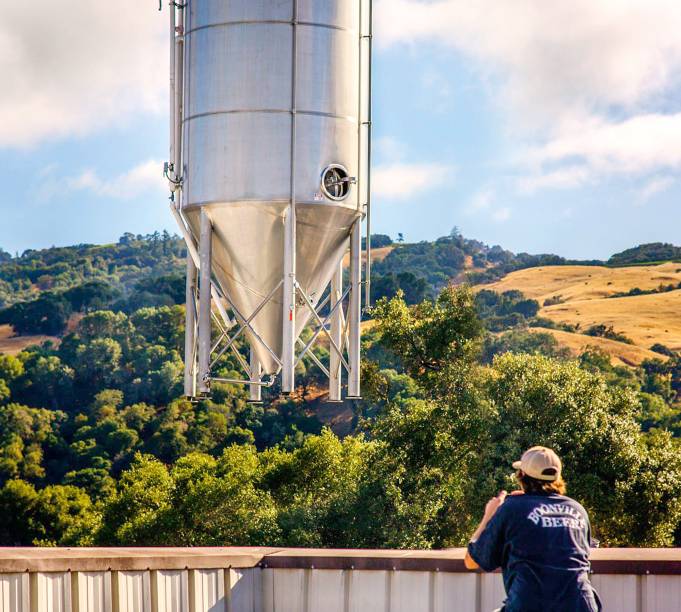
top-left (3, 1), bottom-right (681, 260)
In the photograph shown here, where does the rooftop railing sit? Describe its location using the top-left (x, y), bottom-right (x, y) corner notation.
top-left (1, 547), bottom-right (680, 611)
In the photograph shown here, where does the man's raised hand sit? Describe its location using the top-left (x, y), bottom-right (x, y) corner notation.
top-left (484, 490), bottom-right (507, 520)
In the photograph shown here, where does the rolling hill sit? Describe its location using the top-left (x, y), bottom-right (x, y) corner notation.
top-left (486, 262), bottom-right (681, 304)
top-left (485, 262), bottom-right (681, 356)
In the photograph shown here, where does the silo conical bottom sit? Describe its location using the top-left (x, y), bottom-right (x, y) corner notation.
top-left (185, 203), bottom-right (361, 374)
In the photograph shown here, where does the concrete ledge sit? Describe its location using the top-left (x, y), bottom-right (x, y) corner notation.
top-left (0, 547), bottom-right (278, 573)
top-left (1, 547), bottom-right (679, 574)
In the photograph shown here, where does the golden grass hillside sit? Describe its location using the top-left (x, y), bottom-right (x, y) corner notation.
top-left (483, 262), bottom-right (681, 355)
top-left (486, 262), bottom-right (681, 304)
top-left (529, 327), bottom-right (668, 367)
top-left (541, 291), bottom-right (681, 351)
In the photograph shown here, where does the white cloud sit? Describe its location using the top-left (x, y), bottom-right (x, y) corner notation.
top-left (467, 188), bottom-right (494, 213)
top-left (516, 113), bottom-right (681, 193)
top-left (492, 207), bottom-right (511, 223)
top-left (526, 113), bottom-right (681, 174)
top-left (35, 160), bottom-right (167, 202)
top-left (65, 160), bottom-right (167, 200)
top-left (374, 136), bottom-right (409, 163)
top-left (421, 69), bottom-right (453, 113)
top-left (375, 0), bottom-right (681, 127)
top-left (1, 2), bottom-right (166, 147)
top-left (376, 0), bottom-right (681, 192)
top-left (517, 166), bottom-right (591, 195)
top-left (467, 188), bottom-right (512, 223)
top-left (637, 176), bottom-right (675, 204)
top-left (372, 162), bottom-right (452, 200)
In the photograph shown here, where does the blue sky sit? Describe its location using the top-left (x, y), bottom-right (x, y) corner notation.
top-left (3, 1), bottom-right (681, 260)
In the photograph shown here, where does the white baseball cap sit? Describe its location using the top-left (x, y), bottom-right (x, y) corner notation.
top-left (512, 446), bottom-right (562, 481)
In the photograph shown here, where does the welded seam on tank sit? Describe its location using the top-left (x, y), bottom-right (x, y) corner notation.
top-left (183, 199), bottom-right (291, 209)
top-left (183, 199), bottom-right (360, 211)
top-left (185, 20), bottom-right (356, 36)
top-left (182, 109), bottom-right (357, 124)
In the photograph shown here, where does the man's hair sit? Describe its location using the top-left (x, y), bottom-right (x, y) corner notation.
top-left (517, 471), bottom-right (566, 495)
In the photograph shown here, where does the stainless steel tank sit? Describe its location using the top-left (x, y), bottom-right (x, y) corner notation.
top-left (168, 0), bottom-right (372, 398)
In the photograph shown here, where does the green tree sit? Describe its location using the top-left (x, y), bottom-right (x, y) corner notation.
top-left (96, 454), bottom-right (173, 545)
top-left (75, 311), bottom-right (134, 355)
top-left (64, 281), bottom-right (119, 312)
top-left (128, 345), bottom-right (183, 405)
top-left (73, 338), bottom-right (122, 397)
top-left (639, 392), bottom-right (681, 434)
top-left (0, 294), bottom-right (72, 335)
top-left (0, 404), bottom-right (64, 483)
top-left (263, 429), bottom-right (369, 546)
top-left (164, 448), bottom-right (280, 546)
top-left (96, 449), bottom-right (281, 547)
top-left (0, 354), bottom-right (23, 403)
top-left (131, 306), bottom-right (184, 352)
top-left (32, 484), bottom-right (98, 546)
top-left (15, 354), bottom-right (74, 410)
top-left (370, 286), bottom-right (483, 391)
top-left (481, 329), bottom-right (570, 364)
top-left (0, 479), bottom-right (96, 545)
top-left (0, 479), bottom-right (39, 544)
top-left (0, 354), bottom-right (24, 381)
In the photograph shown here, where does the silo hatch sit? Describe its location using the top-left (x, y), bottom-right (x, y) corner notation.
top-left (321, 164), bottom-right (354, 201)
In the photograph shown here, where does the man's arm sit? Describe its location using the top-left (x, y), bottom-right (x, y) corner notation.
top-left (464, 490), bottom-right (508, 570)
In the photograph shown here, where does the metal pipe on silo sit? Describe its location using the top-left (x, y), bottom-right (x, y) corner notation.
top-left (250, 349), bottom-right (262, 403)
top-left (169, 2), bottom-right (175, 176)
top-left (167, 2), bottom-right (184, 194)
top-left (348, 220), bottom-right (362, 398)
top-left (281, 0), bottom-right (299, 395)
top-left (197, 210), bottom-right (212, 394)
top-left (173, 5), bottom-right (184, 185)
top-left (170, 2), bottom-right (195, 397)
top-left (329, 262), bottom-right (343, 402)
top-left (184, 256), bottom-right (197, 397)
top-left (364, 0), bottom-right (374, 309)
top-left (281, 204), bottom-right (296, 393)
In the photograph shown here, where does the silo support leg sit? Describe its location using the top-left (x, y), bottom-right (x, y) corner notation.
top-left (184, 254), bottom-right (197, 397)
top-left (250, 348), bottom-right (263, 402)
top-left (197, 210), bottom-right (213, 395)
top-left (329, 262), bottom-right (343, 401)
top-left (281, 205), bottom-right (296, 393)
top-left (348, 220), bottom-right (362, 398)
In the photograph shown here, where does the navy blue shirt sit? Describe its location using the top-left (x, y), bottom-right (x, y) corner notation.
top-left (468, 493), bottom-right (601, 612)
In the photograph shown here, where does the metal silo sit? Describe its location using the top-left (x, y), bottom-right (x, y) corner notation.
top-left (164, 0), bottom-right (372, 401)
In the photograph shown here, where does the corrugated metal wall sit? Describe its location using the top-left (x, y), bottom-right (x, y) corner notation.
top-left (2, 567), bottom-right (681, 611)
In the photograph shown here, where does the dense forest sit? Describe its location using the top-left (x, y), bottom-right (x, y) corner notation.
top-left (1, 232), bottom-right (681, 548)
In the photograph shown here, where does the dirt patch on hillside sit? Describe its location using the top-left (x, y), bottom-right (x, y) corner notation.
top-left (0, 325), bottom-right (59, 355)
top-left (342, 246), bottom-right (394, 268)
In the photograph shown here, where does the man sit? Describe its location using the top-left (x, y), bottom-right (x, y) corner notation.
top-left (465, 446), bottom-right (601, 611)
